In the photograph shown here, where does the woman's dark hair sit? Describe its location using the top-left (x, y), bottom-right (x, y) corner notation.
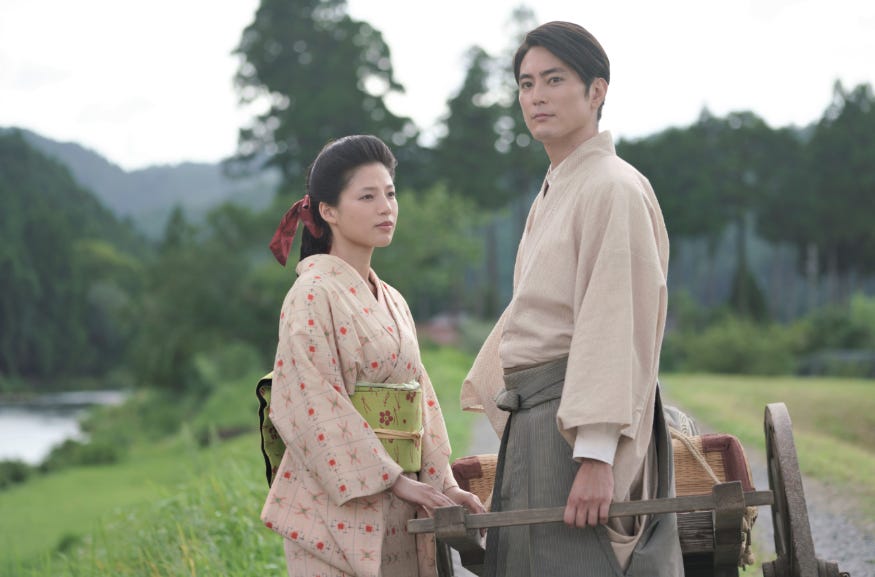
top-left (513, 21), bottom-right (610, 119)
top-left (299, 134), bottom-right (397, 260)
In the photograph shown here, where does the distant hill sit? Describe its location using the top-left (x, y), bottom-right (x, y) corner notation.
top-left (1, 127), bottom-right (278, 238)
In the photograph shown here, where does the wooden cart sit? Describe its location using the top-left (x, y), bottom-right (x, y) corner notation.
top-left (408, 403), bottom-right (850, 577)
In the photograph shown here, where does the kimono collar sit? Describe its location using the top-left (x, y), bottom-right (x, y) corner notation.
top-left (544, 131), bottom-right (615, 194)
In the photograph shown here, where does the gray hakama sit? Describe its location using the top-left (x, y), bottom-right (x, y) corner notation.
top-left (483, 357), bottom-right (684, 577)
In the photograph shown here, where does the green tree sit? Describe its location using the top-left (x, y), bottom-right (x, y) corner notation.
top-left (431, 7), bottom-right (544, 316)
top-left (807, 82), bottom-right (875, 299)
top-left (0, 132), bottom-right (144, 379)
top-left (232, 0), bottom-right (417, 190)
top-left (621, 110), bottom-right (795, 319)
top-left (372, 186), bottom-right (481, 318)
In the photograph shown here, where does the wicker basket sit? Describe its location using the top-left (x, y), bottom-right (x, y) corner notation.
top-left (671, 430), bottom-right (758, 567)
top-left (451, 453), bottom-right (498, 508)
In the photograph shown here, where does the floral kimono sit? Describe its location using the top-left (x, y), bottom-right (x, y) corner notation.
top-left (261, 254), bottom-right (457, 577)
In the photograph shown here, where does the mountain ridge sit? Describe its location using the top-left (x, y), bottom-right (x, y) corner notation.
top-left (1, 126), bottom-right (278, 238)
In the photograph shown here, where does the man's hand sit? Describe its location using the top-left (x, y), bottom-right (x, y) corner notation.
top-left (564, 458), bottom-right (613, 527)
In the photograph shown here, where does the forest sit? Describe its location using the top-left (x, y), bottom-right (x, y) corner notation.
top-left (2, 0), bottom-right (875, 394)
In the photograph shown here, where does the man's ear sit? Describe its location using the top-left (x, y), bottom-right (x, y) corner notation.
top-left (319, 202), bottom-right (337, 225)
top-left (591, 77), bottom-right (608, 108)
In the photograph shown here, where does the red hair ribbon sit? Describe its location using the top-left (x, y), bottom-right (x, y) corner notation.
top-left (269, 194), bottom-right (324, 266)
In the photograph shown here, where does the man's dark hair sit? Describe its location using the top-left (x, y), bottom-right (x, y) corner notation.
top-left (513, 21), bottom-right (610, 119)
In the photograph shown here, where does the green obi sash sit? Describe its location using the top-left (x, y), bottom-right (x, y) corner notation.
top-left (256, 372), bottom-right (283, 487)
top-left (256, 374), bottom-right (423, 487)
top-left (350, 381), bottom-right (423, 473)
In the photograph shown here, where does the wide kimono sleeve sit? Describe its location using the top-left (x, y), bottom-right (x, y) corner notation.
top-left (460, 308), bottom-right (510, 439)
top-left (394, 296), bottom-right (459, 493)
top-left (270, 281), bottom-right (404, 506)
top-left (556, 171), bottom-right (668, 447)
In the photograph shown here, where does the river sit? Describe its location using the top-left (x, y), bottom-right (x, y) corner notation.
top-left (0, 391), bottom-right (127, 465)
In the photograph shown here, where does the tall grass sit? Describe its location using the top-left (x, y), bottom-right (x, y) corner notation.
top-left (13, 434), bottom-right (282, 577)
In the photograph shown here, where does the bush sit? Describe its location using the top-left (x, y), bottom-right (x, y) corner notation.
top-left (40, 438), bottom-right (123, 472)
top-left (668, 316), bottom-right (801, 375)
top-left (796, 293), bottom-right (875, 353)
top-left (0, 459), bottom-right (33, 490)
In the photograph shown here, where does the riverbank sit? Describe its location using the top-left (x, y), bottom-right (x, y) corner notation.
top-left (0, 390), bottom-right (129, 465)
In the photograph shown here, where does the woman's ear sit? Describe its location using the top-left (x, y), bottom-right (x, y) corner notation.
top-left (319, 202), bottom-right (337, 225)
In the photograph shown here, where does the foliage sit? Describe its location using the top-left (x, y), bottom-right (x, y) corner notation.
top-left (39, 438), bottom-right (123, 472)
top-left (806, 83), bottom-right (875, 278)
top-left (232, 0), bottom-right (417, 189)
top-left (0, 132), bottom-right (145, 380)
top-left (796, 292), bottom-right (875, 353)
top-left (372, 186), bottom-right (482, 317)
top-left (434, 46), bottom-right (520, 211)
top-left (620, 111), bottom-right (800, 319)
top-left (0, 459), bottom-right (33, 490)
top-left (666, 314), bottom-right (802, 375)
top-left (128, 203), bottom-right (280, 390)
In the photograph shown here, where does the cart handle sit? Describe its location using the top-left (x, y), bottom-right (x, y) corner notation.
top-left (408, 481), bottom-right (772, 535)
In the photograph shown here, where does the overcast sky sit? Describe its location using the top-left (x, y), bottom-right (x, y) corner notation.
top-left (1, 0), bottom-right (873, 170)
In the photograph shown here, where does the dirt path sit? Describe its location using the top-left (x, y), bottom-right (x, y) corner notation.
top-left (745, 444), bottom-right (875, 576)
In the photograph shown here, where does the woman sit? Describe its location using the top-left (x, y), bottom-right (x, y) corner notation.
top-left (261, 134), bottom-right (483, 577)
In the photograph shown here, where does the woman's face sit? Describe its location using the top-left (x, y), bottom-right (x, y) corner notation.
top-left (320, 162), bottom-right (398, 256)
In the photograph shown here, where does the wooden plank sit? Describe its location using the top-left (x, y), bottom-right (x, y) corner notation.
top-left (407, 486), bottom-right (772, 534)
top-left (712, 482), bottom-right (745, 577)
top-left (677, 511), bottom-right (717, 554)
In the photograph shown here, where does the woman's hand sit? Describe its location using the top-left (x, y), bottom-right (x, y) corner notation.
top-left (444, 486), bottom-right (486, 515)
top-left (390, 475), bottom-right (456, 517)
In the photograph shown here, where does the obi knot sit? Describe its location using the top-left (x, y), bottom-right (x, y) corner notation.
top-left (495, 389), bottom-right (520, 412)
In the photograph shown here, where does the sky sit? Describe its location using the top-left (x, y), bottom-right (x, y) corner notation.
top-left (1, 0), bottom-right (873, 171)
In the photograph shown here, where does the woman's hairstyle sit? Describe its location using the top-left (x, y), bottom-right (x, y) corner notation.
top-left (513, 21), bottom-right (610, 119)
top-left (299, 134), bottom-right (397, 260)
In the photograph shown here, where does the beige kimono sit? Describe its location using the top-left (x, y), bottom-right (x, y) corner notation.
top-left (462, 131), bottom-right (671, 568)
top-left (262, 254), bottom-right (458, 577)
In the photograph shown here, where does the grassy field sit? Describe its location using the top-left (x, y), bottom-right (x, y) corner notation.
top-left (662, 373), bottom-right (875, 520)
top-left (2, 354), bottom-right (873, 575)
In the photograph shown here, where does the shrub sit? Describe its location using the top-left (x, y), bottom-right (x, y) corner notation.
top-left (670, 316), bottom-right (800, 375)
top-left (0, 459), bottom-right (33, 490)
top-left (40, 438), bottom-right (122, 472)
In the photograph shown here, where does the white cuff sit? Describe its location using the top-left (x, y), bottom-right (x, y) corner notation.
top-left (573, 423), bottom-right (621, 465)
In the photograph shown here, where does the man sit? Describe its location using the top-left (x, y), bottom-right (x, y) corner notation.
top-left (461, 21), bottom-right (684, 576)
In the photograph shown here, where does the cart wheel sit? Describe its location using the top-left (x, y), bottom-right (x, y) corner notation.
top-left (764, 402), bottom-right (817, 577)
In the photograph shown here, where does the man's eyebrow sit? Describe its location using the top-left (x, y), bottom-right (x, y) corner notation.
top-left (519, 67), bottom-right (566, 81)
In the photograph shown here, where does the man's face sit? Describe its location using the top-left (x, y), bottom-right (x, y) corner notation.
top-left (517, 46), bottom-right (603, 153)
